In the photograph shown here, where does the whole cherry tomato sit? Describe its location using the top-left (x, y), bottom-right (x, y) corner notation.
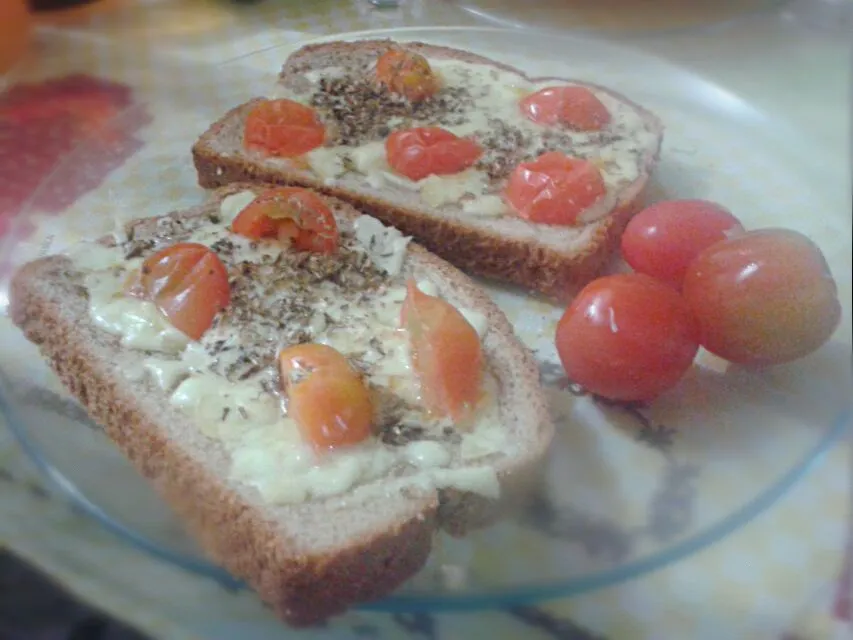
top-left (555, 273), bottom-right (700, 402)
top-left (682, 228), bottom-right (841, 367)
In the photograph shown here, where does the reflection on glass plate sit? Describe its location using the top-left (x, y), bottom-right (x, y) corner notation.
top-left (0, 27), bottom-right (850, 612)
top-left (442, 0), bottom-right (786, 34)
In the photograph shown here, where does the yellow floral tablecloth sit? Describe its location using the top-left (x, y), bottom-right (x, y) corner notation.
top-left (1, 2), bottom-right (851, 639)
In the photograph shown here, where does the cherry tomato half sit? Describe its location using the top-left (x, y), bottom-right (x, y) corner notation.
top-left (520, 85), bottom-right (611, 131)
top-left (124, 242), bottom-right (230, 341)
top-left (555, 273), bottom-right (700, 402)
top-left (682, 228), bottom-right (841, 367)
top-left (375, 48), bottom-right (440, 102)
top-left (386, 127), bottom-right (482, 182)
top-left (243, 99), bottom-right (325, 158)
top-left (401, 281), bottom-right (484, 423)
top-left (504, 151), bottom-right (606, 225)
top-left (279, 343), bottom-right (373, 451)
top-left (287, 368), bottom-right (374, 452)
top-left (621, 199), bottom-right (744, 290)
top-left (231, 187), bottom-right (339, 254)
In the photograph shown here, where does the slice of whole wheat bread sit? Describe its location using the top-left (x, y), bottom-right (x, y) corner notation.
top-left (192, 39), bottom-right (664, 299)
top-left (10, 184), bottom-right (553, 626)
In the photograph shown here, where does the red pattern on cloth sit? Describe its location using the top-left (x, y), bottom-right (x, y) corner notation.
top-left (0, 74), bottom-right (150, 273)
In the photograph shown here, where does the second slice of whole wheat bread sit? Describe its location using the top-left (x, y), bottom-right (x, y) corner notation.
top-left (10, 184), bottom-right (553, 626)
top-left (192, 39), bottom-right (664, 299)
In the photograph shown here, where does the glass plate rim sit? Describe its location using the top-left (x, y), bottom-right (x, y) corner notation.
top-left (4, 395), bottom-right (849, 611)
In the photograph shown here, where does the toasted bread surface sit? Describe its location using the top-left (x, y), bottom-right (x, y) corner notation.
top-left (10, 184), bottom-right (553, 625)
top-left (192, 39), bottom-right (664, 298)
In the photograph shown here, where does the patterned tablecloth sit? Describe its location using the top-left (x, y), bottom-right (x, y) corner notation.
top-left (1, 2), bottom-right (851, 639)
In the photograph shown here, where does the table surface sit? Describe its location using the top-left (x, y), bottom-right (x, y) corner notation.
top-left (1, 2), bottom-right (851, 639)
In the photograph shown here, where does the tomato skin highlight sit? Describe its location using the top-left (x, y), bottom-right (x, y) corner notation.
top-left (386, 127), bottom-right (483, 182)
top-left (375, 48), bottom-right (440, 102)
top-left (279, 343), bottom-right (373, 451)
top-left (621, 199), bottom-right (744, 290)
top-left (230, 188), bottom-right (339, 254)
top-left (279, 343), bottom-right (353, 383)
top-left (401, 281), bottom-right (484, 423)
top-left (555, 274), bottom-right (700, 402)
top-left (520, 85), bottom-right (611, 130)
top-left (504, 152), bottom-right (606, 225)
top-left (124, 243), bottom-right (230, 341)
top-left (243, 99), bottom-right (325, 158)
top-left (682, 228), bottom-right (841, 367)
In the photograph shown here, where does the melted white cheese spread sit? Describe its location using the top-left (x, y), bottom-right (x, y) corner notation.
top-left (278, 57), bottom-right (658, 223)
top-left (69, 191), bottom-right (508, 505)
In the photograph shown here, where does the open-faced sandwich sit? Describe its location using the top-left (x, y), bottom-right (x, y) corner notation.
top-left (192, 39), bottom-right (664, 298)
top-left (9, 183), bottom-right (553, 625)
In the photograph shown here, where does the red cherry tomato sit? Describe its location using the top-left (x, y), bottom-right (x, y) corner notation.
top-left (520, 85), bottom-right (611, 130)
top-left (682, 228), bottom-right (841, 367)
top-left (385, 127), bottom-right (482, 182)
top-left (279, 343), bottom-right (373, 451)
top-left (504, 151), bottom-right (606, 225)
top-left (375, 48), bottom-right (440, 102)
top-left (228, 202), bottom-right (278, 240)
top-left (555, 273), bottom-right (700, 402)
top-left (401, 281), bottom-right (484, 423)
top-left (288, 371), bottom-right (374, 451)
top-left (231, 188), bottom-right (339, 254)
top-left (621, 199), bottom-right (744, 289)
top-left (124, 243), bottom-right (230, 341)
top-left (243, 99), bottom-right (325, 158)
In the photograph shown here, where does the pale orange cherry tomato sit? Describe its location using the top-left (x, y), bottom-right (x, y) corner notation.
top-left (386, 127), bottom-right (483, 182)
top-left (375, 48), bottom-right (440, 102)
top-left (279, 343), bottom-right (373, 451)
top-left (243, 99), bottom-right (325, 157)
top-left (230, 188), bottom-right (339, 254)
top-left (504, 151), bottom-right (606, 225)
top-left (520, 85), bottom-right (611, 130)
top-left (400, 281), bottom-right (484, 423)
top-left (682, 228), bottom-right (841, 367)
top-left (124, 243), bottom-right (230, 341)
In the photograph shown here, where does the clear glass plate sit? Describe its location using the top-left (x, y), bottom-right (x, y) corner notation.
top-left (0, 27), bottom-right (850, 613)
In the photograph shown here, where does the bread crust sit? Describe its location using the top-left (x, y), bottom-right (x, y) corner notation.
top-left (192, 39), bottom-right (664, 299)
top-left (9, 184), bottom-right (553, 626)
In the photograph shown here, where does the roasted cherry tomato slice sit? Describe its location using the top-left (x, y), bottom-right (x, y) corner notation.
top-left (231, 188), bottom-right (339, 254)
top-left (227, 201), bottom-right (278, 240)
top-left (682, 228), bottom-right (841, 367)
top-left (279, 343), bottom-right (353, 385)
top-left (520, 85), bottom-right (611, 130)
top-left (386, 127), bottom-right (482, 182)
top-left (124, 242), bottom-right (230, 341)
top-left (504, 151), bottom-right (606, 225)
top-left (401, 281), bottom-right (484, 423)
top-left (280, 343), bottom-right (373, 451)
top-left (375, 48), bottom-right (440, 102)
top-left (243, 99), bottom-right (325, 158)
top-left (621, 199), bottom-right (744, 290)
top-left (287, 370), bottom-right (374, 451)
top-left (555, 273), bottom-right (700, 402)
